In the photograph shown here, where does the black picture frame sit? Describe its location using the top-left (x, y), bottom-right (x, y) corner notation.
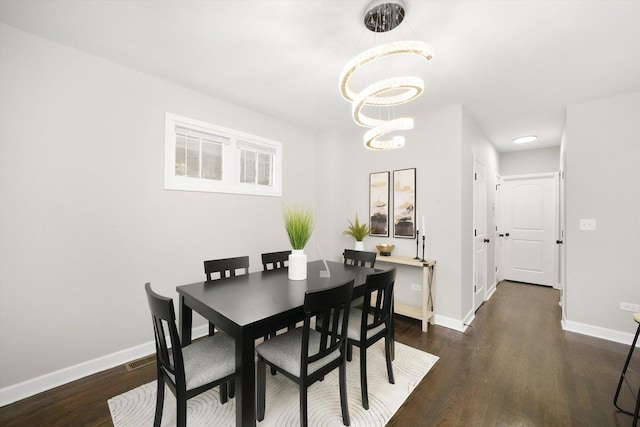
top-left (393, 168), bottom-right (416, 238)
top-left (369, 171), bottom-right (390, 237)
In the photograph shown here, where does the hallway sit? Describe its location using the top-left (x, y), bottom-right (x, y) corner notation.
top-left (390, 280), bottom-right (637, 426)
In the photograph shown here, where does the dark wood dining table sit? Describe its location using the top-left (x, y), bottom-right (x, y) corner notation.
top-left (176, 259), bottom-right (376, 427)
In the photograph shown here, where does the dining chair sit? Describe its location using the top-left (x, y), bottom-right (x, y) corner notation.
top-left (343, 249), bottom-right (377, 309)
top-left (343, 248), bottom-right (377, 268)
top-left (203, 256), bottom-right (250, 336)
top-left (261, 250), bottom-right (291, 271)
top-left (204, 255), bottom-right (250, 281)
top-left (346, 268), bottom-right (396, 410)
top-left (256, 279), bottom-right (354, 427)
top-left (144, 283), bottom-right (237, 427)
top-left (261, 250), bottom-right (294, 375)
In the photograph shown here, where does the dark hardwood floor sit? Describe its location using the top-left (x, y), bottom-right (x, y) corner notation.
top-left (0, 281), bottom-right (637, 426)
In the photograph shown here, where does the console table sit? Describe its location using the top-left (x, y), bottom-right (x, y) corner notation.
top-left (376, 255), bottom-right (436, 332)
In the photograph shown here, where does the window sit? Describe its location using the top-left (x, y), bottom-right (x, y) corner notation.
top-left (164, 113), bottom-right (282, 197)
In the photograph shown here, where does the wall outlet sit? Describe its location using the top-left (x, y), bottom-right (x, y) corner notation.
top-left (620, 302), bottom-right (640, 312)
top-left (411, 283), bottom-right (421, 291)
top-left (579, 218), bottom-right (596, 231)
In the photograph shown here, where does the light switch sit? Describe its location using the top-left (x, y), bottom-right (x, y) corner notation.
top-left (579, 219), bottom-right (596, 231)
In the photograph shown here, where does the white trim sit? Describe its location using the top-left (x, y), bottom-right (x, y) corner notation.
top-left (0, 325), bottom-right (209, 407)
top-left (486, 282), bottom-right (498, 300)
top-left (562, 320), bottom-right (639, 347)
top-left (462, 307), bottom-right (475, 328)
top-left (434, 314), bottom-right (469, 332)
top-left (501, 171), bottom-right (559, 181)
top-left (164, 112), bottom-right (282, 197)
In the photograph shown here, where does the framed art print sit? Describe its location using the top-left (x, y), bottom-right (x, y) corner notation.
top-left (369, 171), bottom-right (390, 237)
top-left (393, 168), bottom-right (416, 238)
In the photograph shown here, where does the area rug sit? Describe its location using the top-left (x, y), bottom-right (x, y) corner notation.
top-left (108, 341), bottom-right (438, 426)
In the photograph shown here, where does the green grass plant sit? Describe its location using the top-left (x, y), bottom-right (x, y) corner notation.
top-left (283, 204), bottom-right (315, 250)
top-left (343, 213), bottom-right (370, 242)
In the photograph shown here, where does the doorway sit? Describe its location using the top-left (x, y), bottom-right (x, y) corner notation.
top-left (500, 173), bottom-right (559, 286)
top-left (473, 158), bottom-right (488, 311)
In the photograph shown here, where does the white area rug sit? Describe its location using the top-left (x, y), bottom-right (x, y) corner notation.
top-left (108, 341), bottom-right (438, 426)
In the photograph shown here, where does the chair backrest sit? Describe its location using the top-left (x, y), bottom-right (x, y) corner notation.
top-left (343, 249), bottom-right (377, 268)
top-left (144, 283), bottom-right (185, 387)
top-left (301, 279), bottom-right (354, 377)
top-left (361, 268), bottom-right (396, 337)
top-left (261, 250), bottom-right (291, 271)
top-left (204, 256), bottom-right (249, 281)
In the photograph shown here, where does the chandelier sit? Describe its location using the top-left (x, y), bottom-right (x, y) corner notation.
top-left (339, 0), bottom-right (433, 150)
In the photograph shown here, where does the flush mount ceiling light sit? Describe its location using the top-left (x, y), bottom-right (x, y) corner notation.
top-left (339, 0), bottom-right (433, 151)
top-left (513, 135), bottom-right (538, 144)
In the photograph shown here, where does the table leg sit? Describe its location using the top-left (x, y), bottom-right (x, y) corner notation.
top-left (236, 330), bottom-right (256, 427)
top-left (179, 295), bottom-right (193, 345)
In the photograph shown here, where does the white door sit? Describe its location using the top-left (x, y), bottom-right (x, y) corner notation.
top-left (503, 173), bottom-right (558, 286)
top-left (495, 175), bottom-right (504, 283)
top-left (473, 159), bottom-right (487, 311)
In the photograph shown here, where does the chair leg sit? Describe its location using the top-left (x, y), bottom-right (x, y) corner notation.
top-left (153, 376), bottom-right (165, 427)
top-left (339, 358), bottom-right (351, 426)
top-left (614, 323), bottom-right (640, 414)
top-left (300, 385), bottom-right (308, 427)
top-left (219, 382), bottom-right (228, 404)
top-left (208, 322), bottom-right (216, 336)
top-left (347, 342), bottom-right (353, 362)
top-left (229, 380), bottom-right (235, 398)
top-left (176, 394), bottom-right (187, 427)
top-left (634, 384), bottom-right (640, 427)
top-left (257, 357), bottom-right (266, 421)
top-left (390, 314), bottom-right (396, 361)
top-left (360, 344), bottom-right (369, 410)
top-left (385, 334), bottom-right (395, 384)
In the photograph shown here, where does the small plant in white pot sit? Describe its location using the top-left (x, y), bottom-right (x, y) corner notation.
top-left (283, 204), bottom-right (315, 280)
top-left (343, 213), bottom-right (370, 251)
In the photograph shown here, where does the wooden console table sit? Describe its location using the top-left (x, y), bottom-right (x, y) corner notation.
top-left (376, 255), bottom-right (436, 332)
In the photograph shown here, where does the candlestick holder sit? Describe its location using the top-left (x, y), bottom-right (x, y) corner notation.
top-left (421, 235), bottom-right (426, 262)
top-left (414, 229), bottom-right (420, 259)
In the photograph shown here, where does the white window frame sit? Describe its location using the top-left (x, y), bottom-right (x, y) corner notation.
top-left (164, 113), bottom-right (282, 197)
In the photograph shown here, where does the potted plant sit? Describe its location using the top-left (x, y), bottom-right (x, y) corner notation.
top-left (344, 213), bottom-right (370, 251)
top-left (283, 204), bottom-right (315, 280)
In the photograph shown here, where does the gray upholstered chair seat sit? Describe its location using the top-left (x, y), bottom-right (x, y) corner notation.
top-left (325, 309), bottom-right (386, 341)
top-left (168, 333), bottom-right (235, 391)
top-left (255, 328), bottom-right (340, 377)
top-left (347, 308), bottom-right (386, 341)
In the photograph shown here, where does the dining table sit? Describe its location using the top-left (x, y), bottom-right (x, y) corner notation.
top-left (176, 259), bottom-right (376, 427)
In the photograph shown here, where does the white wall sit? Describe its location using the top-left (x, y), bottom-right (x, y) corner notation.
top-left (0, 24), bottom-right (316, 392)
top-left (564, 91), bottom-right (640, 338)
top-left (316, 105), bottom-right (499, 329)
top-left (500, 147), bottom-right (560, 176)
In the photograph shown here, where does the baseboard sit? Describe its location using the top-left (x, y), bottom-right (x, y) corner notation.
top-left (486, 283), bottom-right (497, 300)
top-left (434, 314), bottom-right (468, 332)
top-left (0, 324), bottom-right (209, 407)
top-left (562, 320), bottom-right (639, 347)
top-left (462, 308), bottom-right (475, 329)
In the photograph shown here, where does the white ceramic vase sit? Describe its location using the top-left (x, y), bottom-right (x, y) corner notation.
top-left (288, 249), bottom-right (307, 280)
top-left (355, 241), bottom-right (364, 251)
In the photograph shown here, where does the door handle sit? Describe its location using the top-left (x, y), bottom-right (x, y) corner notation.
top-left (484, 238), bottom-right (490, 243)
top-left (505, 233), bottom-right (510, 237)
top-left (498, 234), bottom-right (504, 237)
top-left (556, 240), bottom-right (563, 244)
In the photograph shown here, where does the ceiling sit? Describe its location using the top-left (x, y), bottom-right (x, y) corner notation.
top-left (1, 0), bottom-right (640, 152)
